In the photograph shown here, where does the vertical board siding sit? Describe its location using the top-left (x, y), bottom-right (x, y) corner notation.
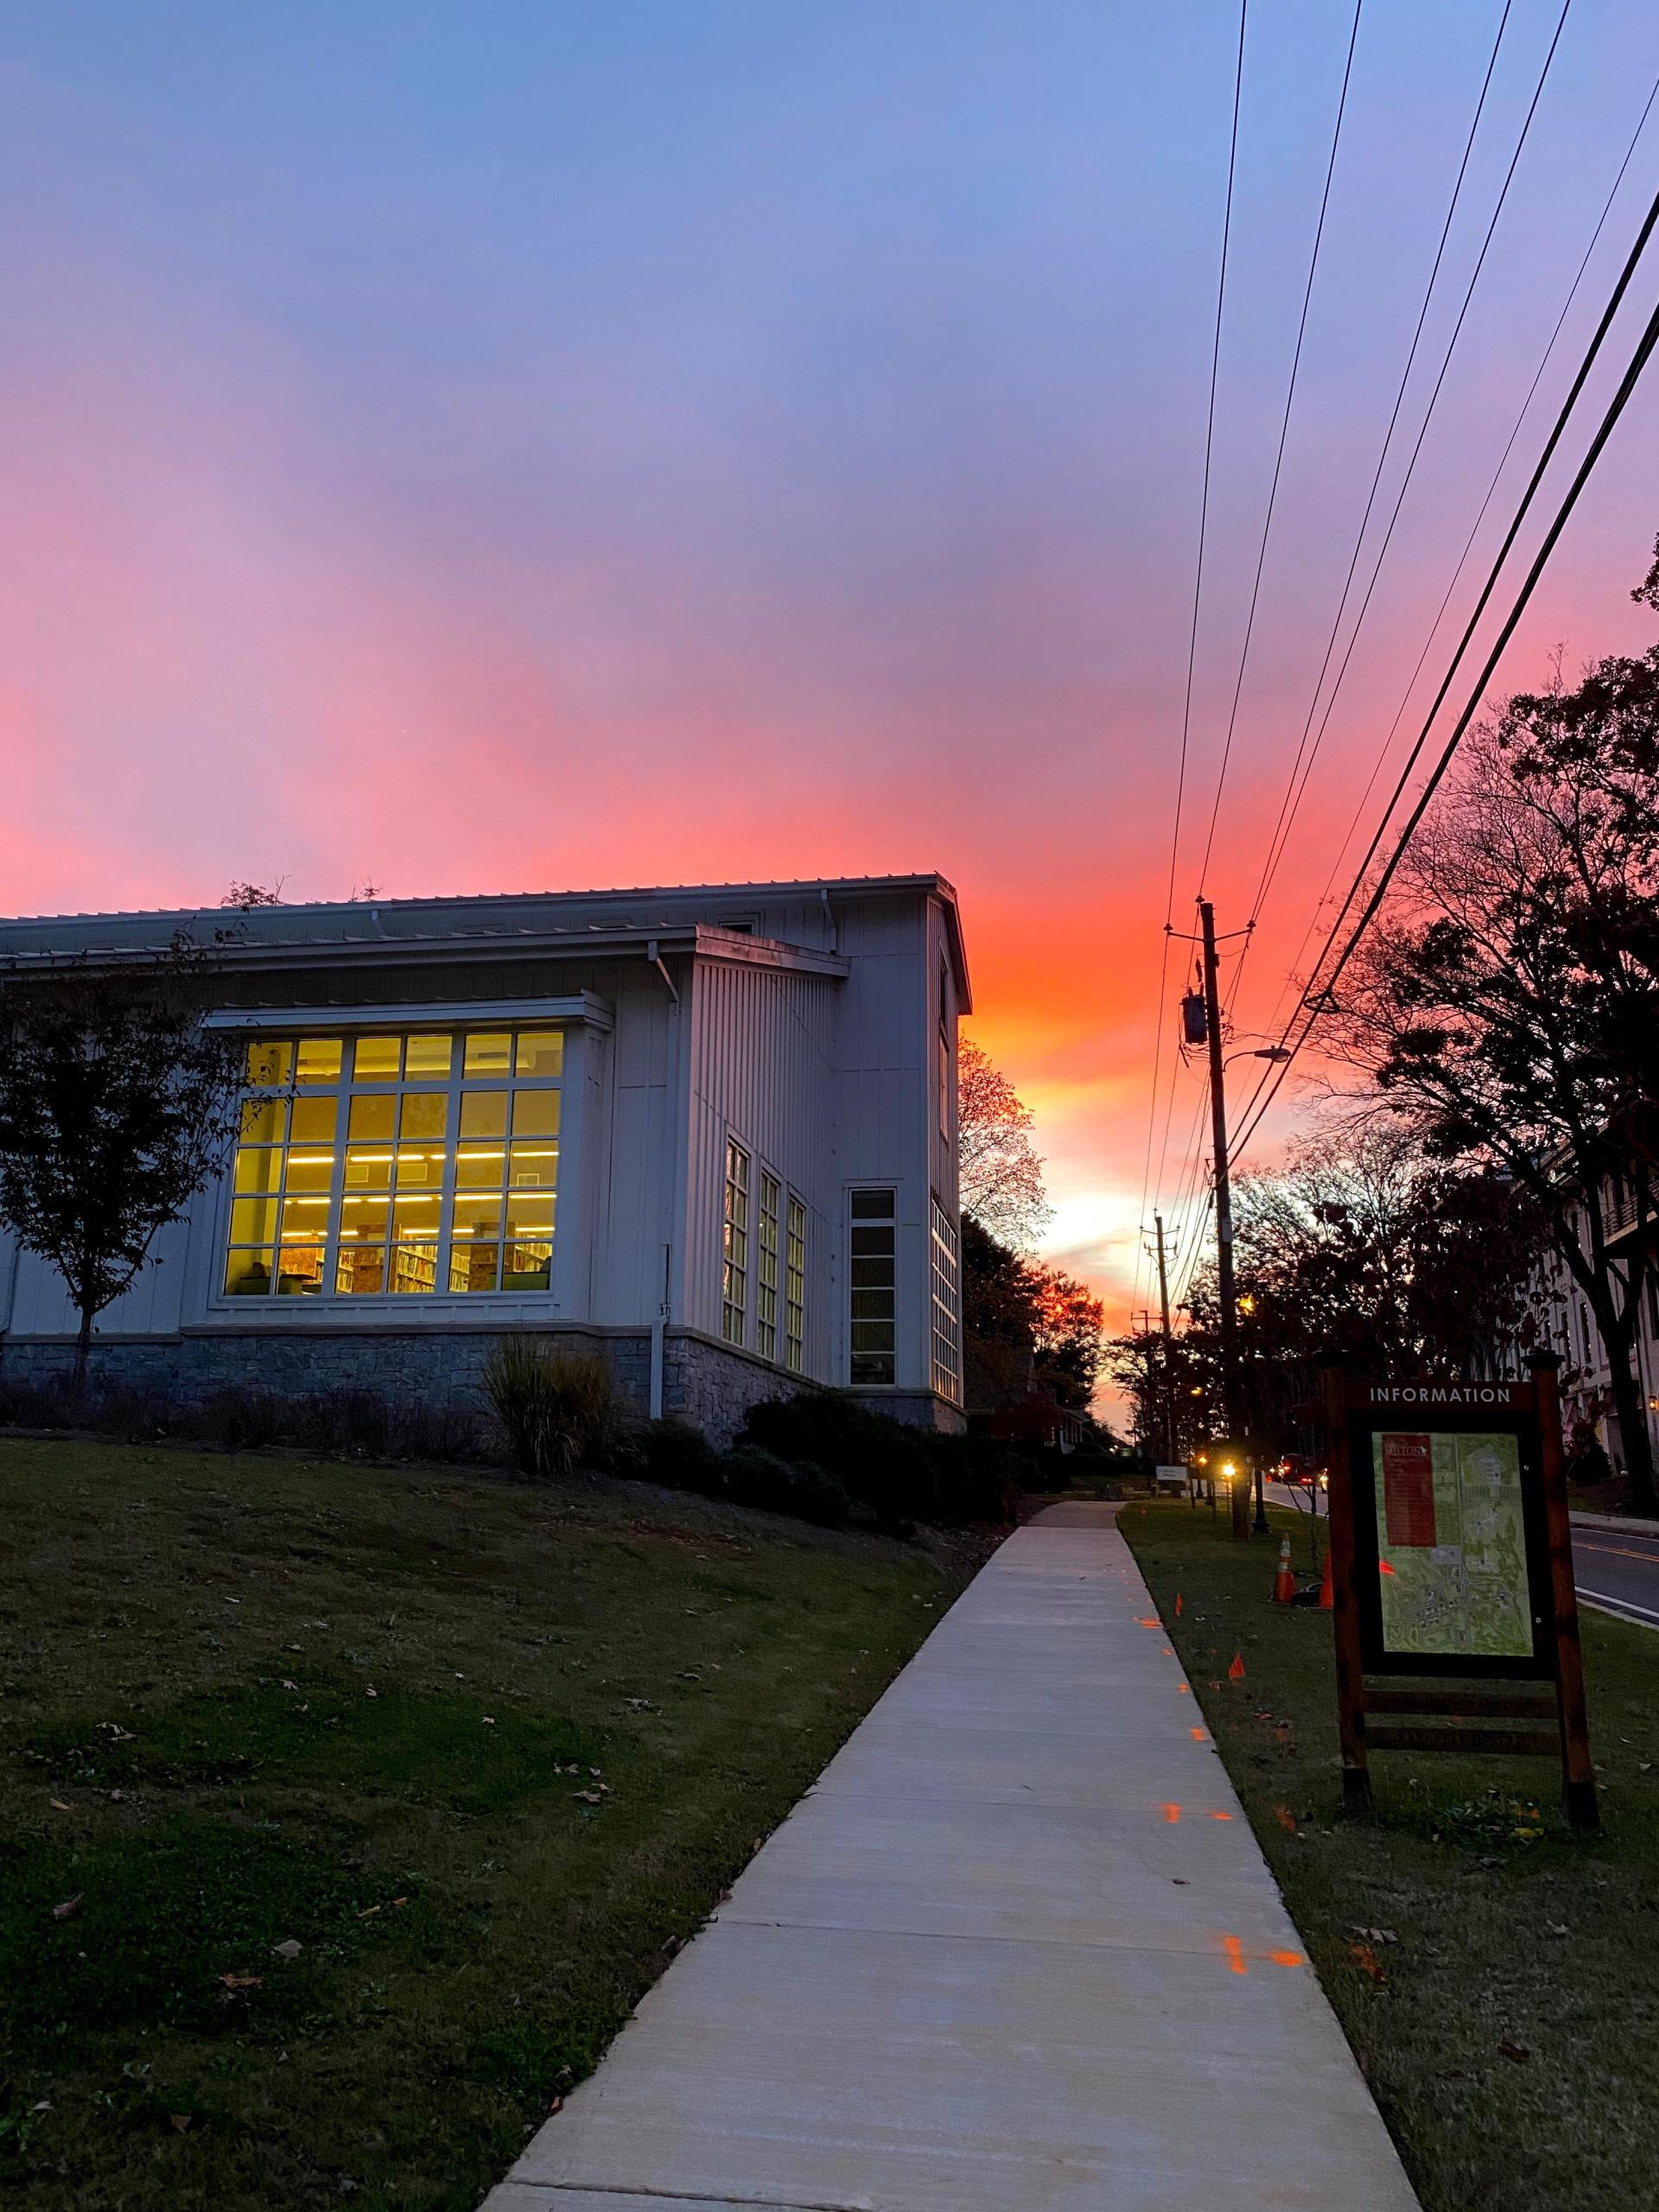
top-left (682, 958), bottom-right (839, 1377)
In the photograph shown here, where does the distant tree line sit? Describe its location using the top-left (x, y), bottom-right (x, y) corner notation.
top-left (956, 1038), bottom-right (1107, 1418)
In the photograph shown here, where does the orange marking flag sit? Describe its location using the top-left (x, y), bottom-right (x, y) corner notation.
top-left (1175, 1592), bottom-right (1184, 1616)
top-left (1228, 1652), bottom-right (1246, 1681)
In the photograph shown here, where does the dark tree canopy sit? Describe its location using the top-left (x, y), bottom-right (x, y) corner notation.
top-left (1323, 540), bottom-right (1659, 1504)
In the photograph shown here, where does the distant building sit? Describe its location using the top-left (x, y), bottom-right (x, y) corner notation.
top-left (1535, 1171), bottom-right (1659, 1469)
top-left (0, 876), bottom-right (969, 1441)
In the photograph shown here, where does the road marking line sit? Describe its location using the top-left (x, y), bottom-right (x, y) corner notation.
top-left (1578, 1586), bottom-right (1659, 1630)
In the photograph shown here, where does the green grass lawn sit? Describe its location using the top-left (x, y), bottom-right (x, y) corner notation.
top-left (0, 1438), bottom-right (969, 2211)
top-left (1119, 1497), bottom-right (1659, 2212)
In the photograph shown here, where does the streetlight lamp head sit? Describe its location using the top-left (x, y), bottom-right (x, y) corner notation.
top-left (1252, 1046), bottom-right (1294, 1062)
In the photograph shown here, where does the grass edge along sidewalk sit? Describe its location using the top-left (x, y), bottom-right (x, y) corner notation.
top-left (0, 1437), bottom-right (973, 2212)
top-left (1119, 1497), bottom-right (1659, 2212)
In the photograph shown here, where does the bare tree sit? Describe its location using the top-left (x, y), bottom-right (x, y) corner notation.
top-left (0, 943), bottom-right (245, 1394)
top-left (957, 1038), bottom-right (1052, 1249)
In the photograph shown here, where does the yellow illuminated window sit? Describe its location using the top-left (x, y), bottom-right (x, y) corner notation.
top-left (224, 1027), bottom-right (563, 1301)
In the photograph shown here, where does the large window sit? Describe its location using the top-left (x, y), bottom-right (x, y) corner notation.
top-left (930, 1198), bottom-right (963, 1404)
top-left (849, 1187), bottom-right (896, 1385)
top-left (224, 1028), bottom-right (563, 1300)
top-left (756, 1172), bottom-right (780, 1360)
top-left (721, 1139), bottom-right (750, 1344)
top-left (785, 1197), bottom-right (806, 1374)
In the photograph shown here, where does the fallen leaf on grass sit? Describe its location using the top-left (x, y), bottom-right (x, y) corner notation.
top-left (1546, 1922), bottom-right (1570, 1936)
top-left (168, 2113), bottom-right (192, 2133)
top-left (1348, 1943), bottom-right (1386, 1982)
top-left (220, 1972), bottom-right (262, 1989)
top-left (48, 1799), bottom-right (70, 1812)
top-left (1272, 1805), bottom-right (1299, 1834)
top-left (357, 1905), bottom-right (381, 1920)
top-left (1353, 1926), bottom-right (1398, 1945)
top-left (573, 1790), bottom-right (603, 1806)
top-left (271, 1939), bottom-right (303, 1961)
top-left (481, 1717), bottom-right (496, 1726)
top-left (391, 1897), bottom-right (408, 1908)
top-left (1499, 2039), bottom-right (1531, 2063)
top-left (51, 1895), bottom-right (82, 1923)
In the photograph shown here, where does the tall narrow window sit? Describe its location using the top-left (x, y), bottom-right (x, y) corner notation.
top-left (722, 1139), bottom-right (750, 1344)
top-left (930, 1198), bottom-right (962, 1404)
top-left (223, 1027), bottom-right (563, 1300)
top-left (849, 1187), bottom-right (896, 1385)
top-left (785, 1197), bottom-right (806, 1373)
top-left (757, 1172), bottom-right (780, 1360)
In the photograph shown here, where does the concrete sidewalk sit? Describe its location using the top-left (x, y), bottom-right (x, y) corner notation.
top-left (482, 1502), bottom-right (1420, 2212)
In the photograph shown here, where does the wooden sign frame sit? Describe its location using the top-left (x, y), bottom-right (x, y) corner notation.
top-left (1320, 1354), bottom-right (1597, 1832)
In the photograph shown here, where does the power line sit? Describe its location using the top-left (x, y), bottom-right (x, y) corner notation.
top-left (1133, 0), bottom-right (1249, 1319)
top-left (1196, 0), bottom-right (1366, 894)
top-left (1233, 0), bottom-right (1517, 930)
top-left (1247, 0), bottom-right (1573, 931)
top-left (1251, 73), bottom-right (1659, 1059)
top-left (1231, 257), bottom-right (1659, 1165)
top-left (1236, 162), bottom-right (1659, 1149)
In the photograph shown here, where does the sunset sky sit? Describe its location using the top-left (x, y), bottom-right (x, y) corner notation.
top-left (4, 1), bottom-right (1659, 1353)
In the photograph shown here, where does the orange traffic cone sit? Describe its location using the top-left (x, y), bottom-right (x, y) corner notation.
top-left (1317, 1546), bottom-right (1333, 1611)
top-left (1272, 1537), bottom-right (1296, 1606)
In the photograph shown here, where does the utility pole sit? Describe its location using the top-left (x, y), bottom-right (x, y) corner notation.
top-left (1152, 1211), bottom-right (1175, 1467)
top-left (1198, 899), bottom-right (1255, 1539)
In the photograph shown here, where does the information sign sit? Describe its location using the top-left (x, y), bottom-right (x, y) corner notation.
top-left (1319, 1358), bottom-right (1597, 1831)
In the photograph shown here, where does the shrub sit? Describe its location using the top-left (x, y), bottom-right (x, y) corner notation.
top-left (0, 1376), bottom-right (79, 1430)
top-left (638, 1418), bottom-right (724, 1495)
top-left (480, 1338), bottom-right (615, 1480)
top-left (87, 1389), bottom-right (176, 1444)
top-left (289, 1389), bottom-right (392, 1459)
top-left (187, 1387), bottom-right (286, 1453)
top-left (720, 1445), bottom-right (799, 1511)
top-left (393, 1399), bottom-right (486, 1464)
top-left (918, 1432), bottom-right (1023, 1525)
top-left (782, 1459), bottom-right (854, 1528)
top-left (738, 1393), bottom-right (938, 1529)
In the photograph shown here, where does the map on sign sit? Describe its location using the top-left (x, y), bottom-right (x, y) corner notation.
top-left (1370, 1429), bottom-right (1533, 1657)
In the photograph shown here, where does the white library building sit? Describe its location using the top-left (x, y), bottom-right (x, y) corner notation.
top-left (0, 874), bottom-right (969, 1440)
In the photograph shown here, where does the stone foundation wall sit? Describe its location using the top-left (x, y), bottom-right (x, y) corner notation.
top-left (849, 1389), bottom-right (968, 1436)
top-left (0, 1327), bottom-right (653, 1416)
top-left (1, 1327), bottom-right (962, 1446)
top-left (660, 1332), bottom-right (817, 1447)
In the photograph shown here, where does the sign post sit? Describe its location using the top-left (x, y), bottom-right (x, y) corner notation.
top-left (1319, 1352), bottom-right (1597, 1832)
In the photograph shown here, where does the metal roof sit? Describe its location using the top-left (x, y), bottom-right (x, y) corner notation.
top-left (0, 872), bottom-right (972, 1008)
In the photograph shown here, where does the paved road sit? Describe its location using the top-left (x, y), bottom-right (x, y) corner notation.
top-left (483, 1503), bottom-right (1420, 2212)
top-left (1571, 1520), bottom-right (1659, 1630)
